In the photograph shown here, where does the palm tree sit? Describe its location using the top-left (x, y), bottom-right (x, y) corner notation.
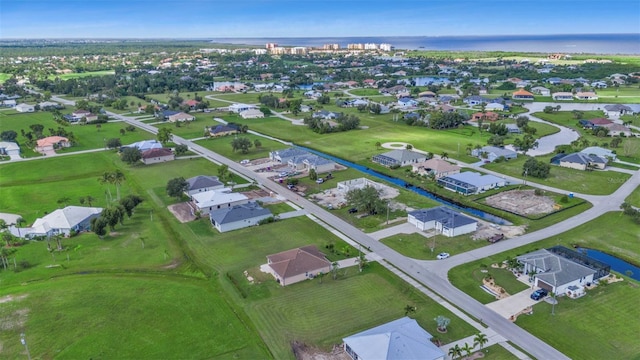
top-left (461, 343), bottom-right (474, 358)
top-left (448, 344), bottom-right (462, 359)
top-left (448, 347), bottom-right (457, 359)
top-left (473, 332), bottom-right (488, 351)
top-left (99, 171), bottom-right (114, 202)
top-left (112, 170), bottom-right (126, 200)
top-left (404, 304), bottom-right (416, 316)
top-left (440, 152), bottom-right (449, 160)
top-left (57, 196), bottom-right (71, 207)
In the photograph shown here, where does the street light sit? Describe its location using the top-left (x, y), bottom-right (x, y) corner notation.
top-left (20, 333), bottom-right (32, 360)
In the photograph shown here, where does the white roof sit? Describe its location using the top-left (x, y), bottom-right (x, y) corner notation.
top-left (191, 189), bottom-right (248, 208)
top-left (580, 146), bottom-right (616, 159)
top-left (31, 206), bottom-right (103, 234)
top-left (0, 141), bottom-right (20, 151)
top-left (445, 172), bottom-right (505, 188)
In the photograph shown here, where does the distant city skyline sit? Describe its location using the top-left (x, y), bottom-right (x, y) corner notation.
top-left (2, 0), bottom-right (639, 39)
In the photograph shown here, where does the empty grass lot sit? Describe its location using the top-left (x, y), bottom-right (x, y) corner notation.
top-left (195, 132), bottom-right (288, 161)
top-left (449, 212), bottom-right (640, 359)
top-left (625, 185), bottom-right (640, 207)
top-left (47, 69), bottom-right (115, 80)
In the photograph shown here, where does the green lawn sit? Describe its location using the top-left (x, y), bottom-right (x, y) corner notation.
top-left (483, 155), bottom-right (630, 195)
top-left (348, 88), bottom-right (383, 96)
top-left (0, 275), bottom-right (269, 359)
top-left (0, 72), bottom-right (12, 83)
top-left (625, 185), bottom-right (640, 207)
top-left (195, 133), bottom-right (288, 161)
top-left (209, 92), bottom-right (263, 104)
top-left (48, 70), bottom-right (115, 80)
top-left (449, 212), bottom-right (640, 359)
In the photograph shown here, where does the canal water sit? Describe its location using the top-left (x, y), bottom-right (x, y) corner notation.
top-left (296, 145), bottom-right (511, 225)
top-left (579, 248), bottom-right (640, 282)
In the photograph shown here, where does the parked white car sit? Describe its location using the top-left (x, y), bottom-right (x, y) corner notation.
top-left (437, 252), bottom-right (450, 260)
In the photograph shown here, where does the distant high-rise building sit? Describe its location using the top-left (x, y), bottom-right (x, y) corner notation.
top-left (254, 49), bottom-right (268, 55)
top-left (323, 44), bottom-right (340, 50)
top-left (265, 43), bottom-right (278, 49)
top-left (364, 43), bottom-right (378, 50)
top-left (379, 43), bottom-right (393, 52)
top-left (290, 47), bottom-right (307, 55)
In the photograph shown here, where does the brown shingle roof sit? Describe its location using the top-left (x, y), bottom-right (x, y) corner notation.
top-left (141, 147), bottom-right (173, 159)
top-left (267, 245), bottom-right (330, 279)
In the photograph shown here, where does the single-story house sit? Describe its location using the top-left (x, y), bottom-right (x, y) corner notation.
top-left (35, 136), bottom-right (70, 154)
top-left (505, 123), bottom-right (521, 134)
top-left (575, 91), bottom-right (598, 100)
top-left (552, 92), bottom-right (574, 101)
top-left (239, 108), bottom-right (265, 119)
top-left (602, 123), bottom-right (633, 137)
top-left (591, 81), bottom-right (608, 88)
top-left (228, 103), bottom-right (255, 113)
top-left (185, 175), bottom-right (225, 196)
top-left (156, 109), bottom-right (180, 120)
top-left (372, 149), bottom-right (427, 167)
top-left (471, 146), bottom-right (517, 162)
top-left (437, 172), bottom-right (506, 195)
top-left (471, 112), bottom-right (500, 122)
top-left (485, 103), bottom-right (505, 111)
top-left (266, 245), bottom-right (332, 286)
top-left (604, 104), bottom-right (632, 117)
top-left (312, 110), bottom-right (339, 120)
top-left (397, 97), bottom-right (418, 107)
top-left (512, 88), bottom-right (534, 100)
top-left (182, 99), bottom-right (199, 109)
top-left (0, 141), bottom-right (20, 157)
top-left (411, 158), bottom-right (461, 179)
top-left (38, 101), bottom-right (62, 110)
top-left (553, 152), bottom-right (607, 170)
top-left (517, 246), bottom-right (610, 296)
top-left (269, 147), bottom-right (309, 163)
top-left (2, 99), bottom-right (17, 107)
top-left (580, 146), bottom-right (616, 161)
top-left (190, 188), bottom-right (248, 215)
top-left (123, 140), bottom-right (163, 152)
top-left (531, 86), bottom-right (551, 96)
top-left (408, 206), bottom-right (477, 237)
top-left (343, 317), bottom-right (445, 360)
top-left (463, 96), bottom-right (490, 106)
top-left (578, 118), bottom-right (613, 129)
top-left (15, 206), bottom-right (103, 238)
top-left (209, 201), bottom-right (272, 232)
top-left (418, 91), bottom-right (436, 98)
top-left (168, 112), bottom-right (195, 122)
top-left (15, 103), bottom-right (35, 112)
top-left (141, 147), bottom-right (175, 165)
top-left (209, 124), bottom-right (239, 137)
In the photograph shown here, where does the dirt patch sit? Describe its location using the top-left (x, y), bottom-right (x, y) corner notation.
top-left (291, 341), bottom-right (351, 360)
top-left (241, 189), bottom-right (271, 200)
top-left (472, 221), bottom-right (526, 241)
top-left (310, 179), bottom-right (400, 210)
top-left (168, 202), bottom-right (196, 223)
top-left (0, 308), bottom-right (29, 331)
top-left (483, 278), bottom-right (509, 299)
top-left (485, 190), bottom-right (557, 216)
top-left (0, 294), bottom-right (27, 304)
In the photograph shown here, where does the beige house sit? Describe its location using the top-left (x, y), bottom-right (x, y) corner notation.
top-left (552, 92), bottom-right (574, 101)
top-left (557, 152), bottom-right (607, 171)
top-left (266, 245), bottom-right (331, 286)
top-left (168, 112), bottom-right (195, 122)
top-left (239, 108), bottom-right (265, 119)
top-left (412, 158), bottom-right (460, 179)
top-left (140, 148), bottom-right (175, 164)
top-left (35, 136), bottom-right (70, 154)
top-left (575, 91), bottom-right (598, 100)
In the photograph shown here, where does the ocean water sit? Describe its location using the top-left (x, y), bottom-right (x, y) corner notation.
top-left (211, 34), bottom-right (640, 54)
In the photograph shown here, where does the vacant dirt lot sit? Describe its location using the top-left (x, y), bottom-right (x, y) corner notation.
top-left (310, 180), bottom-right (400, 210)
top-left (484, 189), bottom-right (556, 216)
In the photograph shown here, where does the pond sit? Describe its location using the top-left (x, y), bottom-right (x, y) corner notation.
top-left (578, 248), bottom-right (640, 282)
top-left (296, 145), bottom-right (511, 225)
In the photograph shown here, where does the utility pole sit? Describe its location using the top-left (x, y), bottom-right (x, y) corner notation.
top-left (386, 200), bottom-right (390, 225)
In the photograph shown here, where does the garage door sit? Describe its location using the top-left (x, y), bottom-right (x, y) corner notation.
top-left (536, 279), bottom-right (553, 291)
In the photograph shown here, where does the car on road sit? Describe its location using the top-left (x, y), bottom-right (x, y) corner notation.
top-left (348, 208), bottom-right (358, 214)
top-left (436, 252), bottom-right (450, 260)
top-left (530, 288), bottom-right (548, 301)
top-left (240, 159), bottom-right (250, 165)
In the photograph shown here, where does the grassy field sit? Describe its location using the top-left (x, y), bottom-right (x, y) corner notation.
top-left (483, 154), bottom-right (630, 195)
top-left (47, 70), bottom-right (115, 80)
top-left (195, 132), bottom-right (288, 161)
top-left (625, 185), bottom-right (640, 207)
top-left (0, 275), bottom-right (269, 359)
top-left (0, 72), bottom-right (12, 83)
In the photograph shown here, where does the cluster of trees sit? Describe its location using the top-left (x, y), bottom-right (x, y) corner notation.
top-left (303, 113), bottom-right (360, 134)
top-left (345, 186), bottom-right (387, 215)
top-left (230, 137), bottom-right (260, 154)
top-left (166, 177), bottom-right (189, 199)
top-left (620, 203), bottom-right (640, 224)
top-left (522, 157), bottom-right (550, 179)
top-left (513, 134), bottom-right (538, 154)
top-left (90, 194), bottom-right (144, 237)
top-left (428, 111), bottom-right (468, 130)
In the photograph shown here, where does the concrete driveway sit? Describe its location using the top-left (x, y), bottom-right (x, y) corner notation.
top-left (486, 287), bottom-right (538, 319)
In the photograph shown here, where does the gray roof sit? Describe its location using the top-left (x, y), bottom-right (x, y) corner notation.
top-left (343, 317), bottom-right (445, 360)
top-left (604, 104), bottom-right (632, 112)
top-left (209, 202), bottom-right (272, 225)
top-left (303, 155), bottom-right (335, 166)
top-left (408, 206), bottom-right (477, 228)
top-left (443, 172), bottom-right (505, 188)
top-left (377, 150), bottom-right (426, 163)
top-left (480, 146), bottom-right (517, 157)
top-left (517, 249), bottom-right (597, 287)
top-left (187, 175), bottom-right (223, 191)
top-left (271, 147), bottom-right (309, 160)
top-left (559, 152), bottom-right (607, 165)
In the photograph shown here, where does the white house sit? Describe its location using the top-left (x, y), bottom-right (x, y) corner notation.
top-left (552, 92), bottom-right (574, 101)
top-left (343, 317), bottom-right (445, 360)
top-left (15, 103), bottom-right (35, 112)
top-left (0, 141), bottom-right (20, 157)
top-left (531, 86), bottom-right (551, 96)
top-left (517, 246), bottom-right (610, 297)
top-left (407, 206), bottom-right (477, 237)
top-left (228, 103), bottom-right (255, 113)
top-left (239, 108), bottom-right (265, 119)
top-left (471, 146), bottom-right (517, 162)
top-left (209, 202), bottom-right (272, 232)
top-left (437, 172), bottom-right (507, 195)
top-left (16, 206), bottom-right (103, 238)
top-left (190, 188), bottom-right (248, 215)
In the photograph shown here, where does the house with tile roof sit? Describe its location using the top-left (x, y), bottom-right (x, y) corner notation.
top-left (168, 112), bottom-right (195, 122)
top-left (411, 158), bottom-right (460, 179)
top-left (575, 91), bottom-right (598, 100)
top-left (408, 206), bottom-right (477, 237)
top-left (141, 147), bottom-right (174, 165)
top-left (512, 88), bottom-right (534, 100)
top-left (343, 317), bottom-right (445, 360)
top-left (35, 136), bottom-right (70, 154)
top-left (266, 245), bottom-right (331, 286)
top-left (209, 201), bottom-right (272, 232)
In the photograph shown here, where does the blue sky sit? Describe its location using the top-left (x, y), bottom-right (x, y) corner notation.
top-left (2, 0), bottom-right (639, 38)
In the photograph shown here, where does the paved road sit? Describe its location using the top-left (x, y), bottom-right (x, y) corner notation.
top-left (103, 110), bottom-right (571, 359)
